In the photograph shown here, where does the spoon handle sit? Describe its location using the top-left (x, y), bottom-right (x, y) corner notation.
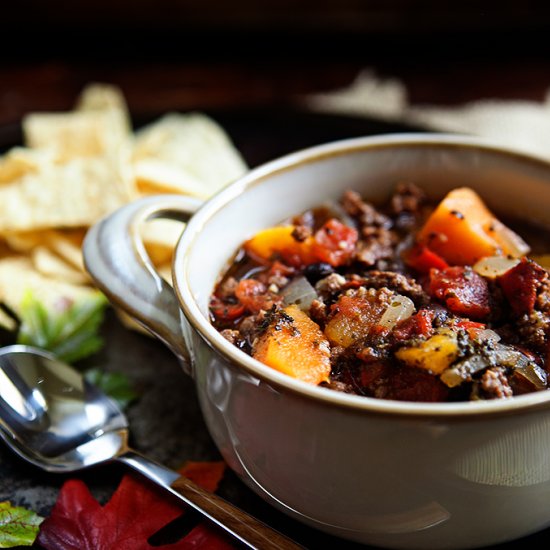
top-left (117, 450), bottom-right (302, 550)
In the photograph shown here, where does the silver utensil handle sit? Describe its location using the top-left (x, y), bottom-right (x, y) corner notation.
top-left (117, 450), bottom-right (303, 550)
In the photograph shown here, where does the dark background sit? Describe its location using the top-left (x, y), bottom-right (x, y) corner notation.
top-left (2, 1), bottom-right (550, 124)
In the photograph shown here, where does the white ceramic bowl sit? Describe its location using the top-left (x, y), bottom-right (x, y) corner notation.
top-left (84, 134), bottom-right (550, 549)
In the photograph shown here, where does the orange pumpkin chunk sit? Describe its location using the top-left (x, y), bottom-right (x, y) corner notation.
top-left (418, 187), bottom-right (529, 265)
top-left (243, 225), bottom-right (316, 266)
top-left (253, 304), bottom-right (331, 385)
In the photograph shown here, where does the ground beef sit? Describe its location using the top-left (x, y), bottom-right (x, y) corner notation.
top-left (266, 272), bottom-right (290, 288)
top-left (354, 227), bottom-right (397, 266)
top-left (321, 379), bottom-right (355, 393)
top-left (508, 270), bottom-right (550, 352)
top-left (220, 329), bottom-right (240, 345)
top-left (217, 276), bottom-right (238, 299)
top-left (342, 190), bottom-right (392, 229)
top-left (486, 280), bottom-right (507, 323)
top-left (346, 285), bottom-right (394, 306)
top-left (291, 209), bottom-right (315, 229)
top-left (516, 310), bottom-right (549, 352)
top-left (536, 276), bottom-right (550, 314)
top-left (315, 273), bottom-right (347, 300)
top-left (309, 299), bottom-right (327, 326)
top-left (479, 367), bottom-right (513, 399)
top-left (330, 345), bottom-right (346, 363)
top-left (340, 189), bottom-right (405, 267)
top-left (391, 182), bottom-right (426, 216)
top-left (291, 225), bottom-right (312, 242)
top-left (354, 270), bottom-right (429, 307)
top-left (238, 314), bottom-right (263, 347)
top-left (356, 345), bottom-right (383, 364)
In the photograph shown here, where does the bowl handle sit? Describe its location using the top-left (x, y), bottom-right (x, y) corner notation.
top-left (83, 195), bottom-right (203, 369)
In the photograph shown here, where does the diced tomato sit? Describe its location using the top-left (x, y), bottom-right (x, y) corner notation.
top-left (235, 279), bottom-right (281, 314)
top-left (325, 292), bottom-right (389, 347)
top-left (382, 367), bottom-right (450, 402)
top-left (279, 249), bottom-right (313, 268)
top-left (455, 319), bottom-right (486, 338)
top-left (257, 260), bottom-right (295, 285)
top-left (404, 244), bottom-right (449, 273)
top-left (498, 257), bottom-right (547, 316)
top-left (312, 218), bottom-right (358, 267)
top-left (209, 297), bottom-right (245, 322)
top-left (415, 308), bottom-right (436, 336)
top-left (359, 362), bottom-right (388, 387)
top-left (392, 308), bottom-right (435, 340)
top-left (267, 260), bottom-right (295, 278)
top-left (455, 319), bottom-right (486, 331)
top-left (355, 360), bottom-right (448, 401)
top-left (429, 266), bottom-right (490, 319)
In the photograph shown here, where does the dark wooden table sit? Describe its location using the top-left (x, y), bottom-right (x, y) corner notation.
top-left (2, 26), bottom-right (550, 548)
top-left (2, 57), bottom-right (550, 128)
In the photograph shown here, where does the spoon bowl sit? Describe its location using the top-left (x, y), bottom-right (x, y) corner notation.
top-left (0, 346), bottom-right (127, 471)
top-left (0, 345), bottom-right (300, 550)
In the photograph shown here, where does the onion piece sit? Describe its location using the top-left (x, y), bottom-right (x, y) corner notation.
top-left (473, 256), bottom-right (520, 278)
top-left (440, 355), bottom-right (489, 388)
top-left (281, 276), bottom-right (318, 311)
top-left (492, 343), bottom-right (531, 369)
top-left (513, 363), bottom-right (547, 392)
top-left (378, 294), bottom-right (415, 331)
top-left (440, 342), bottom-right (536, 389)
top-left (490, 219), bottom-right (530, 258)
top-left (473, 329), bottom-right (501, 343)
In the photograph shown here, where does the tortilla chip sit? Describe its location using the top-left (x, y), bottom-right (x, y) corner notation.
top-left (3, 228), bottom-right (85, 264)
top-left (0, 155), bottom-right (136, 231)
top-left (0, 85), bottom-right (248, 336)
top-left (76, 83), bottom-right (130, 119)
top-left (132, 113), bottom-right (247, 199)
top-left (24, 83), bottom-right (130, 158)
top-left (0, 238), bottom-right (16, 258)
top-left (134, 160), bottom-right (211, 198)
top-left (0, 147), bottom-right (53, 184)
top-left (31, 246), bottom-right (90, 285)
top-left (23, 83), bottom-right (131, 163)
top-left (141, 218), bottom-right (184, 265)
top-left (0, 256), bottom-right (96, 315)
top-left (46, 229), bottom-right (87, 272)
top-left (2, 231), bottom-right (43, 253)
top-left (23, 110), bottom-right (131, 161)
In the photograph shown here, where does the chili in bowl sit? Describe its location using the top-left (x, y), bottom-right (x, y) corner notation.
top-left (210, 183), bottom-right (549, 403)
top-left (84, 134), bottom-right (550, 549)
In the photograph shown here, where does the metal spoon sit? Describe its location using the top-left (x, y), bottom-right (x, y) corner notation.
top-left (0, 345), bottom-right (301, 549)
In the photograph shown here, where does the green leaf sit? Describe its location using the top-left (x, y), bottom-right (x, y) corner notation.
top-left (16, 291), bottom-right (108, 363)
top-left (85, 368), bottom-right (138, 409)
top-left (0, 501), bottom-right (43, 548)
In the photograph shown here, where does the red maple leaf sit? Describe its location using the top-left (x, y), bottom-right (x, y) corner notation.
top-left (178, 461), bottom-right (227, 493)
top-left (37, 461), bottom-right (235, 550)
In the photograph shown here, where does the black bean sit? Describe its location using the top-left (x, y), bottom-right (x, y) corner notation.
top-left (304, 262), bottom-right (334, 283)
